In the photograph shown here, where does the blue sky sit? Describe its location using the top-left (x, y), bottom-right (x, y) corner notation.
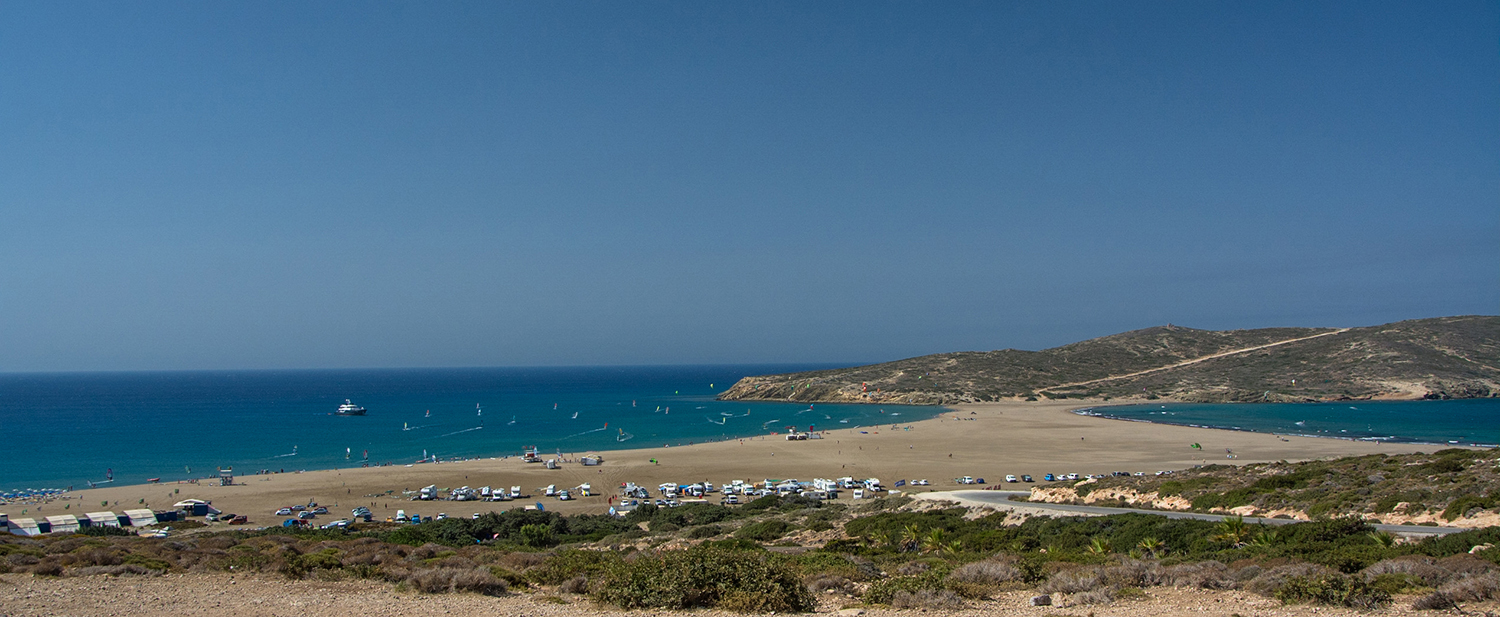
top-left (1, 2), bottom-right (1496, 372)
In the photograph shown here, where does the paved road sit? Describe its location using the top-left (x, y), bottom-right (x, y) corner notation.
top-left (939, 490), bottom-right (1470, 537)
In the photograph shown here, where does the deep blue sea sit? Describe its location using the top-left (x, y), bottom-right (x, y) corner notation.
top-left (1079, 400), bottom-right (1500, 447)
top-left (0, 366), bottom-right (939, 490)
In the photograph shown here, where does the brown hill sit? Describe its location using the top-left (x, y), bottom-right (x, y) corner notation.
top-left (717, 315), bottom-right (1500, 404)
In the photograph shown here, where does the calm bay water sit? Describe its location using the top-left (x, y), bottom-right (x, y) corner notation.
top-left (1079, 400), bottom-right (1500, 447)
top-left (0, 366), bottom-right (937, 490)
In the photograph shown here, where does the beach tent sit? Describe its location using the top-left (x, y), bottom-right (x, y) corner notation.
top-left (85, 511), bottom-right (121, 528)
top-left (123, 509), bottom-right (158, 527)
top-left (7, 517), bottom-right (42, 536)
top-left (45, 514), bottom-right (80, 534)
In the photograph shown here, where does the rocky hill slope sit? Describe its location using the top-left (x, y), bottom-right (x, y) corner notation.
top-left (717, 315), bottom-right (1500, 404)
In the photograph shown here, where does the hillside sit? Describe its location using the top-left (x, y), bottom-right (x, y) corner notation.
top-left (717, 315), bottom-right (1500, 404)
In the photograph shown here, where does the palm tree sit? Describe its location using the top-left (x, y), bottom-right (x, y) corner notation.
top-left (921, 528), bottom-right (948, 553)
top-left (1137, 536), bottom-right (1166, 559)
top-left (1087, 537), bottom-right (1113, 555)
top-left (899, 524), bottom-right (922, 553)
top-left (1250, 529), bottom-right (1279, 548)
top-left (1368, 530), bottom-right (1396, 548)
top-left (1213, 516), bottom-right (1251, 547)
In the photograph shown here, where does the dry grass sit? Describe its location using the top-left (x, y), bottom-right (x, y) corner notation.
top-left (1245, 562), bottom-right (1333, 596)
top-left (405, 566), bottom-right (508, 595)
top-left (949, 559), bottom-right (1024, 585)
top-left (559, 575), bottom-right (589, 594)
top-left (1069, 587), bottom-right (1114, 605)
top-left (1362, 556), bottom-right (1450, 586)
top-left (1163, 560), bottom-right (1233, 589)
top-left (1041, 567), bottom-right (1104, 594)
top-left (1436, 572), bottom-right (1500, 602)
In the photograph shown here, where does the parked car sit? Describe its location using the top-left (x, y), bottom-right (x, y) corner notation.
top-left (275, 507), bottom-right (293, 516)
top-left (1043, 474), bottom-right (1055, 481)
top-left (1021, 475), bottom-right (1034, 482)
top-left (297, 511), bottom-right (316, 519)
top-left (312, 506), bottom-right (329, 515)
top-left (229, 515), bottom-right (248, 525)
top-left (1005, 475), bottom-right (1018, 483)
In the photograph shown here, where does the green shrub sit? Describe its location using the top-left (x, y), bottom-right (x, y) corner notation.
top-left (79, 526), bottom-right (134, 537)
top-left (686, 525), bottom-right (723, 539)
top-left (1275, 573), bottom-right (1390, 609)
top-left (1367, 572), bottom-right (1428, 595)
top-left (526, 550), bottom-right (621, 586)
top-left (488, 566), bottom-right (527, 587)
top-left (864, 571), bottom-right (948, 605)
top-left (591, 546), bottom-right (814, 612)
top-left (735, 520), bottom-right (791, 542)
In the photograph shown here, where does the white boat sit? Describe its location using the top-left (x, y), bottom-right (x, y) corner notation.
top-left (336, 400), bottom-right (367, 416)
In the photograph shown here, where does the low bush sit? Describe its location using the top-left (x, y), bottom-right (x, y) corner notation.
top-left (1162, 560), bottom-right (1232, 589)
top-left (864, 572), bottom-right (948, 605)
top-left (1069, 587), bottom-right (1115, 605)
top-left (948, 559), bottom-right (1023, 585)
top-left (1362, 556), bottom-right (1449, 586)
top-left (1246, 562), bottom-right (1333, 596)
top-left (805, 573), bottom-right (854, 594)
top-left (1435, 572), bottom-right (1500, 602)
top-left (591, 546), bottom-right (814, 612)
top-left (685, 525), bottom-right (722, 539)
top-left (1041, 567), bottom-right (1105, 594)
top-left (734, 520), bottom-right (791, 542)
top-left (525, 549), bottom-right (620, 586)
top-left (406, 567), bottom-right (507, 595)
top-left (558, 575), bottom-right (589, 594)
top-left (1274, 573), bottom-right (1390, 609)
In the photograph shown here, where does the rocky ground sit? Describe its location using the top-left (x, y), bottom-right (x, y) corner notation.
top-left (1, 571), bottom-right (1494, 617)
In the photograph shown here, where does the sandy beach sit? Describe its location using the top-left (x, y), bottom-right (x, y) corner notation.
top-left (30, 401), bottom-right (1446, 526)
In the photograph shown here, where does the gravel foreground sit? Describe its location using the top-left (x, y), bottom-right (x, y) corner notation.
top-left (2, 572), bottom-right (1491, 617)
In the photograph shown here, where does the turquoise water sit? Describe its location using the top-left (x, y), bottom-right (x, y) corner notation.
top-left (1078, 400), bottom-right (1500, 447)
top-left (0, 366), bottom-right (937, 490)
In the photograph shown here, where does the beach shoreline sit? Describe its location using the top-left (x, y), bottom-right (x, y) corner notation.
top-left (17, 400), bottom-right (1459, 527)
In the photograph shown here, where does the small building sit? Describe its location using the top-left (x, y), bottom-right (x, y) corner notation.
top-left (84, 512), bottom-right (121, 528)
top-left (218, 467), bottom-right (234, 486)
top-left (123, 509), bottom-right (158, 527)
top-left (173, 499), bottom-right (218, 517)
top-left (581, 455), bottom-right (603, 466)
top-left (46, 514), bottom-right (80, 534)
top-left (7, 517), bottom-right (42, 536)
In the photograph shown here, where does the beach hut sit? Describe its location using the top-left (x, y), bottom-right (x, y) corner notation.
top-left (581, 455), bottom-right (603, 466)
top-left (45, 514), bottom-right (80, 534)
top-left (173, 499), bottom-right (218, 517)
top-left (85, 512), bottom-right (121, 528)
top-left (123, 509), bottom-right (158, 527)
top-left (8, 517), bottom-right (42, 536)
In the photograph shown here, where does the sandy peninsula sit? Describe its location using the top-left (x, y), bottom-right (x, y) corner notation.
top-left (41, 401), bottom-right (1444, 526)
